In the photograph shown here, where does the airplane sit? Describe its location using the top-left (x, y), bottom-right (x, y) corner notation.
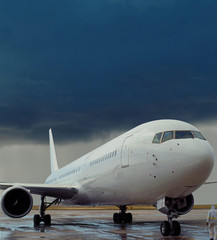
top-left (1, 119), bottom-right (217, 237)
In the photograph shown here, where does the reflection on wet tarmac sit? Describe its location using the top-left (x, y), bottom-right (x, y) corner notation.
top-left (0, 209), bottom-right (209, 239)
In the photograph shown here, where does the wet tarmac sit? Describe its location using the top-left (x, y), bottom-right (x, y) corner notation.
top-left (0, 209), bottom-right (210, 239)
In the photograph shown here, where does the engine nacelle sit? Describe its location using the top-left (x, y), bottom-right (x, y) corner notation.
top-left (173, 194), bottom-right (194, 215)
top-left (157, 194), bottom-right (194, 216)
top-left (1, 186), bottom-right (33, 218)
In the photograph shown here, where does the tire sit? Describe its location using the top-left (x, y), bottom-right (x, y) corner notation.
top-left (171, 221), bottom-right (181, 236)
top-left (116, 213), bottom-right (123, 223)
top-left (114, 213), bottom-right (131, 224)
top-left (113, 213), bottom-right (118, 223)
top-left (160, 221), bottom-right (170, 236)
top-left (34, 214), bottom-right (41, 226)
top-left (125, 213), bottom-right (133, 223)
top-left (44, 214), bottom-right (51, 226)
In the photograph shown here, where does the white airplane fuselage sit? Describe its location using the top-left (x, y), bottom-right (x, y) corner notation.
top-left (45, 120), bottom-right (214, 207)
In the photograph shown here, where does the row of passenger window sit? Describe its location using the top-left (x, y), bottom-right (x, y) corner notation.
top-left (50, 150), bottom-right (118, 180)
top-left (59, 166), bottom-right (82, 179)
top-left (46, 177), bottom-right (57, 184)
top-left (153, 130), bottom-right (206, 144)
top-left (90, 150), bottom-right (118, 166)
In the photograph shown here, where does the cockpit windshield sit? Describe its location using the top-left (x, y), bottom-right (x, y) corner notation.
top-left (175, 131), bottom-right (193, 139)
top-left (162, 131), bottom-right (173, 143)
top-left (153, 130), bottom-right (206, 143)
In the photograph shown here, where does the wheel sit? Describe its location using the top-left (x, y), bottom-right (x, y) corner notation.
top-left (113, 213), bottom-right (123, 223)
top-left (113, 213), bottom-right (118, 223)
top-left (113, 212), bottom-right (132, 224)
top-left (170, 221), bottom-right (181, 236)
top-left (43, 214), bottom-right (51, 226)
top-left (34, 214), bottom-right (41, 226)
top-left (160, 221), bottom-right (170, 236)
top-left (116, 213), bottom-right (123, 223)
top-left (125, 213), bottom-right (132, 223)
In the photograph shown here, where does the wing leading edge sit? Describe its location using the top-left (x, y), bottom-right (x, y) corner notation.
top-left (0, 183), bottom-right (78, 199)
top-left (204, 180), bottom-right (217, 185)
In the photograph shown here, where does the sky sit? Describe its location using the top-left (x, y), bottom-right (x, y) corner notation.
top-left (0, 0), bottom-right (217, 204)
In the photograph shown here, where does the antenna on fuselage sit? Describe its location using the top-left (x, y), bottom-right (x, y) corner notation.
top-left (49, 129), bottom-right (59, 174)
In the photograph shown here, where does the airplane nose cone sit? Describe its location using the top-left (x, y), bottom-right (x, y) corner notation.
top-left (181, 141), bottom-right (214, 186)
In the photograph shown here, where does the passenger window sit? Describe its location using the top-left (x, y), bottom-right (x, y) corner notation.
top-left (153, 133), bottom-right (162, 143)
top-left (175, 131), bottom-right (193, 139)
top-left (162, 131), bottom-right (173, 143)
top-left (192, 131), bottom-right (206, 140)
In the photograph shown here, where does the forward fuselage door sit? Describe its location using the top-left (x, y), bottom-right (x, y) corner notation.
top-left (121, 135), bottom-right (133, 168)
top-left (83, 155), bottom-right (89, 179)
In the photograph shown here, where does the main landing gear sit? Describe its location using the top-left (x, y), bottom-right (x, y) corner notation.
top-left (160, 211), bottom-right (181, 236)
top-left (33, 196), bottom-right (61, 226)
top-left (113, 205), bottom-right (133, 224)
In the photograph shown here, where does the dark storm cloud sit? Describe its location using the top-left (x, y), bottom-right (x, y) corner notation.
top-left (0, 0), bottom-right (217, 143)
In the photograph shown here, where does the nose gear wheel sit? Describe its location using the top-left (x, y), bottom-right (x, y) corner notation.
top-left (160, 211), bottom-right (181, 236)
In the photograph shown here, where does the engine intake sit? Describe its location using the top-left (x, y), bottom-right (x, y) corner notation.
top-left (1, 186), bottom-right (33, 218)
top-left (157, 194), bottom-right (194, 216)
top-left (173, 194), bottom-right (194, 215)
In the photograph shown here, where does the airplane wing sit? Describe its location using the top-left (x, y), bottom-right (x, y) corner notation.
top-left (0, 183), bottom-right (78, 199)
top-left (204, 180), bottom-right (217, 185)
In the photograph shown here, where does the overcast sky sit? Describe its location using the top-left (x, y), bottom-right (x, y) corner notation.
top-left (0, 0), bottom-right (217, 204)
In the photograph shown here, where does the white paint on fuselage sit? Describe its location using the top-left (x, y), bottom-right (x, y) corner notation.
top-left (45, 120), bottom-right (214, 206)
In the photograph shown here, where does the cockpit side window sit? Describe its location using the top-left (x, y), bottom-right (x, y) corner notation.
top-left (153, 132), bottom-right (162, 143)
top-left (192, 131), bottom-right (206, 140)
top-left (162, 131), bottom-right (173, 143)
top-left (175, 131), bottom-right (194, 139)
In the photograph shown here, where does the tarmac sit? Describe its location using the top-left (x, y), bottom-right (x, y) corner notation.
top-left (0, 208), bottom-right (211, 240)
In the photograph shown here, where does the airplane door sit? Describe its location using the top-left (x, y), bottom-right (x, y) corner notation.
top-left (121, 136), bottom-right (133, 168)
top-left (83, 156), bottom-right (89, 179)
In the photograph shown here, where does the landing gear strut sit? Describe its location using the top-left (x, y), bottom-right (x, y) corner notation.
top-left (33, 196), bottom-right (61, 226)
top-left (160, 211), bottom-right (181, 236)
top-left (113, 205), bottom-right (133, 223)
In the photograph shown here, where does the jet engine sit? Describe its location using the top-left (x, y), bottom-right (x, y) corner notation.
top-left (157, 194), bottom-right (194, 215)
top-left (1, 186), bottom-right (33, 218)
top-left (172, 194), bottom-right (194, 215)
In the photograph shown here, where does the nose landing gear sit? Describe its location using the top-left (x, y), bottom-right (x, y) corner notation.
top-left (160, 211), bottom-right (181, 236)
